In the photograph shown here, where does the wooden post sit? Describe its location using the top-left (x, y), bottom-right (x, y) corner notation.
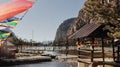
top-left (117, 45), bottom-right (120, 61)
top-left (91, 46), bottom-right (94, 62)
top-left (77, 38), bottom-right (80, 57)
top-left (101, 37), bottom-right (105, 67)
top-left (112, 39), bottom-right (115, 61)
top-left (91, 38), bottom-right (94, 62)
top-left (65, 39), bottom-right (69, 56)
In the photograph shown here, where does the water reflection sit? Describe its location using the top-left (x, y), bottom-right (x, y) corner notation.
top-left (2, 62), bottom-right (77, 67)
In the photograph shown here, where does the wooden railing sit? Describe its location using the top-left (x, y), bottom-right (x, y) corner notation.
top-left (78, 47), bottom-right (102, 63)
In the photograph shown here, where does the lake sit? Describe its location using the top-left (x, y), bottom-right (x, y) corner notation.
top-left (2, 62), bottom-right (78, 67)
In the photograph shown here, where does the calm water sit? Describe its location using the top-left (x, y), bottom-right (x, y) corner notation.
top-left (2, 62), bottom-right (78, 67)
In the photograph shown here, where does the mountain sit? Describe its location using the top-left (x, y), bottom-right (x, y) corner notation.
top-left (54, 18), bottom-right (76, 42)
top-left (55, 0), bottom-right (120, 42)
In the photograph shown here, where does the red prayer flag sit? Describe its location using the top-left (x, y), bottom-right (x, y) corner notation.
top-left (0, 0), bottom-right (34, 22)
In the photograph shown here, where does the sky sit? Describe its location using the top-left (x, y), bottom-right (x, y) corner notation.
top-left (0, 0), bottom-right (86, 42)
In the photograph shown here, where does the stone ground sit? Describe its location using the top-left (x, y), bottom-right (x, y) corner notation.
top-left (53, 54), bottom-right (78, 67)
top-left (54, 54), bottom-right (116, 67)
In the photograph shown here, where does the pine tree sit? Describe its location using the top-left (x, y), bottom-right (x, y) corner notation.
top-left (84, 0), bottom-right (120, 38)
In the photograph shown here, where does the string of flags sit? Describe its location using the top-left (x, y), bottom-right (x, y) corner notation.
top-left (0, 0), bottom-right (35, 47)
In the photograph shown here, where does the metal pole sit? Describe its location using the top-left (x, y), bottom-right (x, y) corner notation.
top-left (32, 30), bottom-right (34, 46)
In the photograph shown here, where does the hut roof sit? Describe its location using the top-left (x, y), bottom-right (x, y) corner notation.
top-left (69, 23), bottom-right (102, 39)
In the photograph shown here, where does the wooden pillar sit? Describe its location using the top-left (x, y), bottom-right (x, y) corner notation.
top-left (101, 37), bottom-right (105, 67)
top-left (112, 39), bottom-right (115, 61)
top-left (65, 39), bottom-right (69, 56)
top-left (91, 46), bottom-right (94, 62)
top-left (117, 45), bottom-right (120, 61)
top-left (91, 38), bottom-right (94, 62)
top-left (77, 38), bottom-right (80, 57)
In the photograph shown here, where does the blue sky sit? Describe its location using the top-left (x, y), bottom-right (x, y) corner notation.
top-left (0, 0), bottom-right (86, 42)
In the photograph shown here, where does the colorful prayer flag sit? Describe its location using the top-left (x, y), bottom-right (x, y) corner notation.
top-left (6, 20), bottom-right (19, 27)
top-left (0, 32), bottom-right (11, 39)
top-left (0, 17), bottom-right (20, 29)
top-left (0, 0), bottom-right (34, 22)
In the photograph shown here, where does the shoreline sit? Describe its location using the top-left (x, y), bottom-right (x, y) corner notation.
top-left (0, 53), bottom-right (78, 66)
top-left (0, 55), bottom-right (51, 66)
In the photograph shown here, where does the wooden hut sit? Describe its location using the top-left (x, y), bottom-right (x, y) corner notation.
top-left (0, 41), bottom-right (16, 58)
top-left (69, 23), bottom-right (120, 67)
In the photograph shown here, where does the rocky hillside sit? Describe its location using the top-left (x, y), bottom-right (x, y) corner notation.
top-left (72, 0), bottom-right (120, 33)
top-left (55, 0), bottom-right (120, 42)
top-left (54, 18), bottom-right (76, 42)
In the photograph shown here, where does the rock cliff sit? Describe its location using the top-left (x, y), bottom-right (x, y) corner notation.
top-left (54, 18), bottom-right (76, 42)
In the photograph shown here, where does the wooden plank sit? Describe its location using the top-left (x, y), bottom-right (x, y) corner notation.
top-left (78, 49), bottom-right (102, 53)
top-left (95, 61), bottom-right (120, 67)
top-left (104, 62), bottom-right (120, 67)
top-left (78, 48), bottom-right (101, 51)
top-left (78, 58), bottom-right (91, 64)
top-left (78, 55), bottom-right (92, 59)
